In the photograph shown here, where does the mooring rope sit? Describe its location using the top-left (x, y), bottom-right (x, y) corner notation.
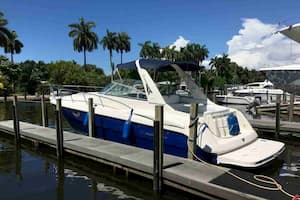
top-left (188, 145), bottom-right (300, 200)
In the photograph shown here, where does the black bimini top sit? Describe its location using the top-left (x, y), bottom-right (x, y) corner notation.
top-left (116, 59), bottom-right (203, 71)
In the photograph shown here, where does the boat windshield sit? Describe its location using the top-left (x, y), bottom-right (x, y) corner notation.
top-left (155, 69), bottom-right (207, 113)
top-left (100, 80), bottom-right (147, 100)
top-left (103, 62), bottom-right (207, 114)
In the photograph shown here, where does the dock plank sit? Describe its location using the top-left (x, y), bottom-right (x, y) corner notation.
top-left (0, 120), bottom-right (291, 200)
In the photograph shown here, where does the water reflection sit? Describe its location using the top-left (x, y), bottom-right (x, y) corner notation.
top-left (15, 144), bottom-right (23, 182)
top-left (0, 141), bottom-right (15, 174)
top-left (56, 160), bottom-right (64, 200)
top-left (280, 147), bottom-right (300, 178)
top-left (63, 168), bottom-right (142, 200)
top-left (0, 136), bottom-right (191, 200)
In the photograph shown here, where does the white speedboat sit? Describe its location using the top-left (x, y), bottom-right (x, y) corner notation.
top-left (216, 93), bottom-right (256, 105)
top-left (232, 80), bottom-right (287, 104)
top-left (50, 59), bottom-right (285, 168)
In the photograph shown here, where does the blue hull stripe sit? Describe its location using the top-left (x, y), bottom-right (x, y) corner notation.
top-left (62, 107), bottom-right (216, 162)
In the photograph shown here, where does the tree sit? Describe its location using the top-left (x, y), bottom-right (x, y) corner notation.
top-left (101, 29), bottom-right (117, 81)
top-left (19, 60), bottom-right (49, 95)
top-left (138, 41), bottom-right (161, 59)
top-left (151, 42), bottom-right (161, 59)
top-left (0, 12), bottom-right (11, 47)
top-left (209, 54), bottom-right (230, 77)
top-left (201, 69), bottom-right (216, 94)
top-left (4, 30), bottom-right (23, 64)
top-left (116, 32), bottom-right (131, 64)
top-left (161, 46), bottom-right (177, 61)
top-left (139, 41), bottom-right (152, 58)
top-left (0, 55), bottom-right (8, 64)
top-left (0, 63), bottom-right (21, 93)
top-left (177, 43), bottom-right (209, 64)
top-left (48, 61), bottom-right (86, 85)
top-left (68, 17), bottom-right (99, 70)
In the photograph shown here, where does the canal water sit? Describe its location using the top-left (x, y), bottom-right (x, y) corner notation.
top-left (0, 101), bottom-right (299, 199)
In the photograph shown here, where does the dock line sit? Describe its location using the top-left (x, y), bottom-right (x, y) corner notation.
top-left (188, 144), bottom-right (300, 200)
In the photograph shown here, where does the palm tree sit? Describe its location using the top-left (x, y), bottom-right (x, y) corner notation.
top-left (196, 44), bottom-right (209, 64)
top-left (68, 17), bottom-right (99, 70)
top-left (138, 41), bottom-right (161, 59)
top-left (101, 29), bottom-right (117, 81)
top-left (209, 54), bottom-right (231, 77)
top-left (138, 41), bottom-right (152, 58)
top-left (4, 30), bottom-right (23, 64)
top-left (161, 46), bottom-right (177, 61)
top-left (116, 32), bottom-right (131, 64)
top-left (151, 42), bottom-right (161, 59)
top-left (0, 12), bottom-right (11, 47)
top-left (209, 56), bottom-right (218, 71)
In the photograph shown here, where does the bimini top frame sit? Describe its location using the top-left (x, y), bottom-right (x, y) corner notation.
top-left (116, 58), bottom-right (203, 72)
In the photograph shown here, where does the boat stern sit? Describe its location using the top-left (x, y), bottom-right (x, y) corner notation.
top-left (217, 138), bottom-right (285, 168)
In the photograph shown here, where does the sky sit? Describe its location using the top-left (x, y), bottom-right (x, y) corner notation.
top-left (2, 0), bottom-right (300, 74)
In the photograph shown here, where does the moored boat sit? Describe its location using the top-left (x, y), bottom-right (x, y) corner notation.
top-left (50, 59), bottom-right (285, 168)
top-left (216, 93), bottom-right (256, 105)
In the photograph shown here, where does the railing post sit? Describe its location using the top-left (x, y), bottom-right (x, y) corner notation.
top-left (275, 94), bottom-right (281, 138)
top-left (88, 98), bottom-right (95, 137)
top-left (12, 95), bottom-right (20, 145)
top-left (188, 103), bottom-right (198, 159)
top-left (288, 94), bottom-right (295, 122)
top-left (56, 98), bottom-right (64, 159)
top-left (153, 105), bottom-right (163, 193)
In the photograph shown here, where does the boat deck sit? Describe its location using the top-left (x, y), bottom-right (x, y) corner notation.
top-left (0, 120), bottom-right (298, 200)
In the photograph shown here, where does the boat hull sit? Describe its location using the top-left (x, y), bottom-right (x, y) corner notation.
top-left (62, 107), bottom-right (217, 163)
top-left (215, 95), bottom-right (254, 105)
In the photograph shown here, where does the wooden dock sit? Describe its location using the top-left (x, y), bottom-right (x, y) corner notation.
top-left (0, 120), bottom-right (297, 200)
top-left (249, 119), bottom-right (300, 135)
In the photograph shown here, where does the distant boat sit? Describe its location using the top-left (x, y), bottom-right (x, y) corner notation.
top-left (50, 59), bottom-right (285, 168)
top-left (232, 80), bottom-right (286, 104)
top-left (216, 80), bottom-right (285, 105)
top-left (215, 93), bottom-right (256, 105)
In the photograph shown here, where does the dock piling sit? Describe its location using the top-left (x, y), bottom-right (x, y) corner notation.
top-left (56, 98), bottom-right (64, 159)
top-left (153, 105), bottom-right (164, 193)
top-left (188, 103), bottom-right (198, 159)
top-left (283, 92), bottom-right (287, 104)
top-left (88, 98), bottom-right (95, 137)
top-left (41, 90), bottom-right (48, 127)
top-left (288, 94), bottom-right (295, 122)
top-left (12, 95), bottom-right (20, 144)
top-left (275, 94), bottom-right (281, 138)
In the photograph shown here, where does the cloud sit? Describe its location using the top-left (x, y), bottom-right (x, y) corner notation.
top-left (202, 60), bottom-right (210, 68)
top-left (170, 36), bottom-right (189, 51)
top-left (227, 18), bottom-right (300, 69)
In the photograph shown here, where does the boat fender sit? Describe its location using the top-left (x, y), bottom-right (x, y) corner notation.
top-left (83, 112), bottom-right (88, 126)
top-left (122, 109), bottom-right (134, 139)
top-left (227, 113), bottom-right (240, 136)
